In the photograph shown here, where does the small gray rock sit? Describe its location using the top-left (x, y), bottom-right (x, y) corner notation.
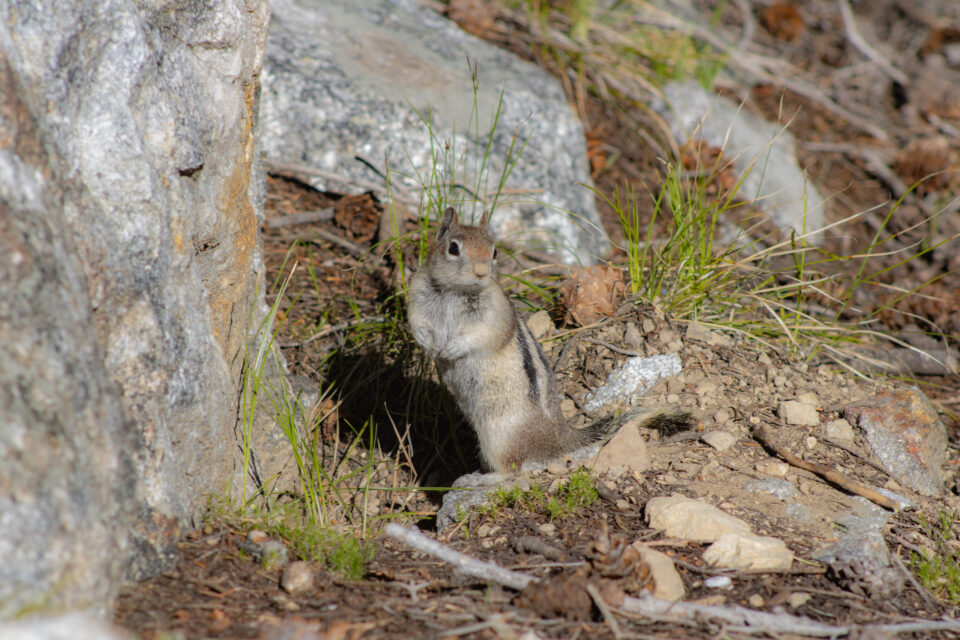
top-left (261, 540), bottom-right (290, 570)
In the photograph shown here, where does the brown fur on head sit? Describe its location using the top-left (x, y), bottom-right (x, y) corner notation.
top-left (428, 207), bottom-right (498, 291)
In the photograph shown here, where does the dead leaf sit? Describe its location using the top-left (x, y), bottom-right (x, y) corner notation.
top-left (515, 573), bottom-right (594, 621)
top-left (559, 265), bottom-right (626, 327)
top-left (761, 3), bottom-right (805, 42)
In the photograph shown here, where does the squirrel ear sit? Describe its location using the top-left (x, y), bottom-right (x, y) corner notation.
top-left (479, 210), bottom-right (491, 229)
top-left (436, 206), bottom-right (458, 238)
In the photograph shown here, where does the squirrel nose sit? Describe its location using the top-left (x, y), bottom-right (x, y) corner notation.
top-left (473, 263), bottom-right (490, 278)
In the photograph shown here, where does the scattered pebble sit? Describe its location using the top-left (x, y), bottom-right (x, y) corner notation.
top-left (685, 322), bottom-right (735, 348)
top-left (779, 400), bottom-right (820, 426)
top-left (261, 540), bottom-right (290, 570)
top-left (744, 478), bottom-right (796, 499)
top-left (623, 322), bottom-right (642, 347)
top-left (592, 423), bottom-right (650, 475)
top-left (748, 594), bottom-right (765, 608)
top-left (703, 532), bottom-right (794, 570)
top-left (632, 544), bottom-right (686, 601)
top-left (701, 430), bottom-right (736, 452)
top-left (646, 495), bottom-right (752, 542)
top-left (805, 436), bottom-right (818, 450)
top-left (666, 393), bottom-right (680, 404)
top-left (755, 460), bottom-right (790, 478)
top-left (787, 592), bottom-right (812, 608)
top-left (824, 419), bottom-right (855, 443)
top-left (713, 408), bottom-right (731, 425)
top-left (704, 575), bottom-right (732, 589)
top-left (280, 561), bottom-right (315, 594)
top-left (538, 523), bottom-right (557, 537)
top-left (545, 461), bottom-right (567, 475)
top-left (247, 530), bottom-right (269, 545)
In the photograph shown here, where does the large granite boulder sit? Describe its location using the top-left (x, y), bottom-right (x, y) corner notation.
top-left (261, 0), bottom-right (609, 264)
top-left (0, 0), bottom-right (269, 615)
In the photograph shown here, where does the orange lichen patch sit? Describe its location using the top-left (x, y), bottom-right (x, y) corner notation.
top-left (205, 81), bottom-right (260, 377)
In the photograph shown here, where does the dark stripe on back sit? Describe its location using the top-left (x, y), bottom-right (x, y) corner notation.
top-left (516, 322), bottom-right (539, 405)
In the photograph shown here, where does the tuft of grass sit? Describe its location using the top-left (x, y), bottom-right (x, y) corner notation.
top-left (601, 145), bottom-right (959, 362)
top-left (477, 469), bottom-right (596, 522)
top-left (545, 468), bottom-right (598, 520)
top-left (910, 510), bottom-right (960, 605)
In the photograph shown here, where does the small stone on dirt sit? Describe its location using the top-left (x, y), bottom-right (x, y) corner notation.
top-left (703, 532), bottom-right (794, 570)
top-left (701, 430), bottom-right (736, 451)
top-left (646, 495), bottom-right (752, 542)
top-left (824, 418), bottom-right (855, 443)
top-left (261, 540), bottom-right (289, 570)
top-left (704, 575), bottom-right (732, 589)
top-left (779, 400), bottom-right (820, 426)
top-left (713, 408), bottom-right (732, 425)
top-left (280, 561), bottom-right (315, 594)
top-left (546, 461), bottom-right (568, 475)
top-left (592, 422), bottom-right (650, 475)
top-left (247, 529), bottom-right (269, 545)
top-left (685, 322), bottom-right (734, 348)
top-left (538, 523), bottom-right (557, 537)
top-left (755, 460), bottom-right (790, 477)
top-left (748, 594), bottom-right (765, 607)
top-left (788, 592), bottom-right (812, 608)
top-left (623, 322), bottom-right (643, 347)
top-left (631, 544), bottom-right (685, 601)
top-left (805, 436), bottom-right (818, 450)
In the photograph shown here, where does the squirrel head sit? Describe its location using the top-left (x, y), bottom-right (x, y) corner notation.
top-left (427, 207), bottom-right (498, 292)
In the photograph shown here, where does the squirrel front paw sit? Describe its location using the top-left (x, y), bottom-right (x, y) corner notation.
top-left (412, 326), bottom-right (439, 356)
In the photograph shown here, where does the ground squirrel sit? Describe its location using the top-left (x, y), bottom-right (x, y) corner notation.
top-left (407, 207), bottom-right (691, 473)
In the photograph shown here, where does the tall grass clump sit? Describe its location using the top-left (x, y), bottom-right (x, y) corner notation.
top-left (603, 144), bottom-right (958, 361)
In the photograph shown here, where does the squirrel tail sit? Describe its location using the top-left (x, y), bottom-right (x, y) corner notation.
top-left (576, 406), bottom-right (694, 447)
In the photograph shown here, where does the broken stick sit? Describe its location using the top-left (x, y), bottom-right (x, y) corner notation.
top-left (752, 425), bottom-right (899, 510)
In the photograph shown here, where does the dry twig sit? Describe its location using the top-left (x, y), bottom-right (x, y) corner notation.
top-left (751, 425), bottom-right (899, 510)
top-left (836, 0), bottom-right (908, 86)
top-left (384, 523), bottom-right (534, 590)
top-left (386, 524), bottom-right (960, 637)
top-left (264, 207), bottom-right (335, 228)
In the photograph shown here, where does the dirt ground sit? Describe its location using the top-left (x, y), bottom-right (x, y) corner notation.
top-left (115, 1), bottom-right (960, 638)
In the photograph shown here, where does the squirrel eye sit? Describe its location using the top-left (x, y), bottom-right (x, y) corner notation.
top-left (448, 240), bottom-right (460, 256)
